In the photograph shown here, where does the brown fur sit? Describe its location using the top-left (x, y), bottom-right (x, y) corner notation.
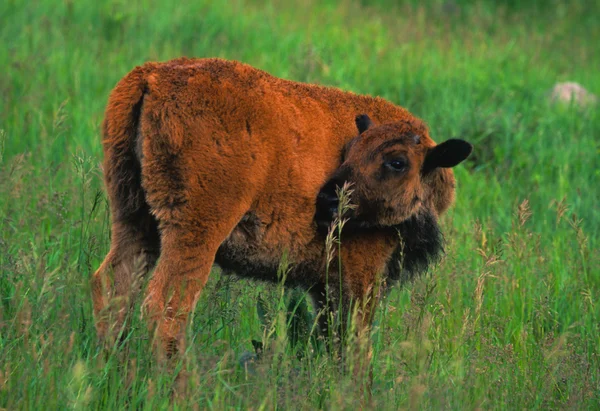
top-left (92, 57), bottom-right (469, 359)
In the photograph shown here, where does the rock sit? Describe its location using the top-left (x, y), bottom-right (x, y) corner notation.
top-left (550, 82), bottom-right (597, 107)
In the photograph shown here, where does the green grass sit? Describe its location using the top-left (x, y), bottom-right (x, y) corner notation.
top-left (1, 0), bottom-right (599, 409)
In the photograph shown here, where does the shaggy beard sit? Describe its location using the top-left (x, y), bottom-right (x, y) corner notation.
top-left (314, 168), bottom-right (444, 284)
top-left (387, 210), bottom-right (444, 285)
top-left (317, 208), bottom-right (444, 285)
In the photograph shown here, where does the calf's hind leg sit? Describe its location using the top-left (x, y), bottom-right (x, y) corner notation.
top-left (142, 204), bottom-right (249, 360)
top-left (92, 211), bottom-right (160, 343)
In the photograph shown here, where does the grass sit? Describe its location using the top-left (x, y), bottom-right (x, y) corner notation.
top-left (1, 0), bottom-right (599, 408)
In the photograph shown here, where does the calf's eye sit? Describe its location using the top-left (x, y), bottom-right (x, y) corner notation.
top-left (385, 159), bottom-right (408, 172)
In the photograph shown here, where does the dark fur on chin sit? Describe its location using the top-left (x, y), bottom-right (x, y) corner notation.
top-left (386, 210), bottom-right (444, 285)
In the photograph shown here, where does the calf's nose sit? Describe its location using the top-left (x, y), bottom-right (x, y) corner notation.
top-left (317, 191), bottom-right (340, 214)
top-left (314, 188), bottom-right (341, 233)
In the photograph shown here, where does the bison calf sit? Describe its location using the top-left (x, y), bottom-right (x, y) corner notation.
top-left (92, 57), bottom-right (471, 360)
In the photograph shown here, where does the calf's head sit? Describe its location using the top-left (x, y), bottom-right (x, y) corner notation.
top-left (315, 114), bottom-right (472, 232)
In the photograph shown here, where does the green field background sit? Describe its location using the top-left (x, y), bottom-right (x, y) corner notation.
top-left (1, 0), bottom-right (599, 409)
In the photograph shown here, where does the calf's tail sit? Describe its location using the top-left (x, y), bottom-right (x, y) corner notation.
top-left (101, 66), bottom-right (150, 223)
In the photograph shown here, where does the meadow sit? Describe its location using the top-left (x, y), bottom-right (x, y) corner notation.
top-left (1, 0), bottom-right (599, 409)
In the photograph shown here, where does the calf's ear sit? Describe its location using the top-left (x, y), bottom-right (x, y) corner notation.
top-left (355, 114), bottom-right (374, 134)
top-left (422, 139), bottom-right (472, 174)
